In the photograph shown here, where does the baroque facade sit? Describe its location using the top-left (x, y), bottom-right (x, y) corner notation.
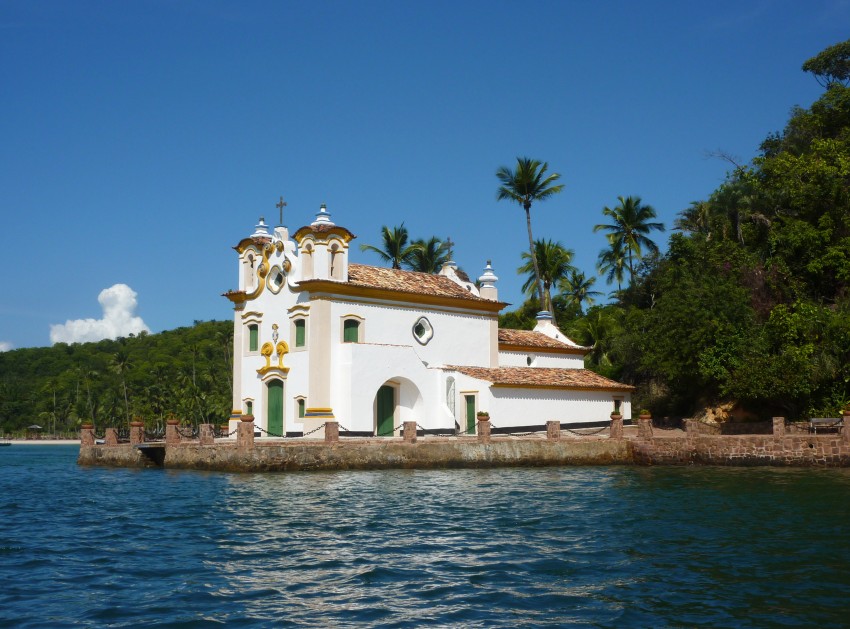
top-left (225, 206), bottom-right (632, 437)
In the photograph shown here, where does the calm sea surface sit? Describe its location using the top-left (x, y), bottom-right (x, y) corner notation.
top-left (1, 446), bottom-right (849, 628)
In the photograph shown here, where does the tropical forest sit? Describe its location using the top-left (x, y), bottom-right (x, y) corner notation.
top-left (1, 40), bottom-right (849, 435)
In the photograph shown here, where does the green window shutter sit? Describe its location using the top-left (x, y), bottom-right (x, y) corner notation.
top-left (295, 319), bottom-right (306, 347)
top-left (298, 399), bottom-right (305, 418)
top-left (249, 325), bottom-right (258, 352)
top-left (246, 401), bottom-right (253, 416)
top-left (343, 319), bottom-right (360, 343)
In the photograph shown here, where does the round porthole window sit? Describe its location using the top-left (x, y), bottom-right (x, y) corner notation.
top-left (412, 316), bottom-right (434, 345)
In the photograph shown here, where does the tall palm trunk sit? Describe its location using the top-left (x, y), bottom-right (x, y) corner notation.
top-left (525, 204), bottom-right (547, 313)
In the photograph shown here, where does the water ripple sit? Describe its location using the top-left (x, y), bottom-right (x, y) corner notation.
top-left (1, 447), bottom-right (850, 627)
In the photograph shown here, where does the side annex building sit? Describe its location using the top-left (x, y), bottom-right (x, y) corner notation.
top-left (225, 206), bottom-right (632, 438)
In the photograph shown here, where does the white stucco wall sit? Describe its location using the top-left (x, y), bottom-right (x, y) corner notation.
top-left (333, 342), bottom-right (454, 433)
top-left (497, 350), bottom-right (585, 369)
top-left (328, 299), bottom-right (493, 369)
top-left (447, 371), bottom-right (630, 428)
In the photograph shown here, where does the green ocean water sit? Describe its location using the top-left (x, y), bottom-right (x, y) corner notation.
top-left (1, 445), bottom-right (849, 627)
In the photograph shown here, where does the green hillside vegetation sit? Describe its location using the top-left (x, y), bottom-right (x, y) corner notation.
top-left (0, 320), bottom-right (232, 436)
top-left (501, 40), bottom-right (850, 420)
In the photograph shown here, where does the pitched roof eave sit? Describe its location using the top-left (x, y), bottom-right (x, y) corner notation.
top-left (444, 365), bottom-right (635, 392)
top-left (294, 279), bottom-right (506, 312)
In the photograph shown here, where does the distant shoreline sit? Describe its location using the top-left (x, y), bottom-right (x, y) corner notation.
top-left (3, 439), bottom-right (81, 446)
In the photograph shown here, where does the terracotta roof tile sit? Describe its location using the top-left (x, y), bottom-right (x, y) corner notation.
top-left (498, 328), bottom-right (587, 352)
top-left (446, 365), bottom-right (634, 391)
top-left (346, 263), bottom-right (492, 301)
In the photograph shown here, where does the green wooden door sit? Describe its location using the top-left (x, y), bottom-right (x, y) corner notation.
top-left (376, 385), bottom-right (395, 436)
top-left (267, 380), bottom-right (284, 436)
top-left (465, 395), bottom-right (476, 434)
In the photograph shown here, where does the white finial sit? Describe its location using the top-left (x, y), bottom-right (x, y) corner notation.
top-left (311, 203), bottom-right (335, 227)
top-left (252, 217), bottom-right (270, 238)
top-left (478, 260), bottom-right (498, 285)
top-left (478, 260), bottom-right (499, 301)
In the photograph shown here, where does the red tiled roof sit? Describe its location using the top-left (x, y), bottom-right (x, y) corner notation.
top-left (498, 328), bottom-right (587, 353)
top-left (343, 263), bottom-right (495, 302)
top-left (233, 236), bottom-right (271, 251)
top-left (446, 366), bottom-right (634, 391)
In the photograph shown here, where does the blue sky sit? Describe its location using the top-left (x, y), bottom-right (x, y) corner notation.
top-left (1, 0), bottom-right (847, 350)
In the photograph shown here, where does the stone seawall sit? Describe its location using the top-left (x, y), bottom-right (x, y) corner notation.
top-left (77, 414), bottom-right (850, 471)
top-left (633, 434), bottom-right (850, 467)
top-left (78, 437), bottom-right (633, 472)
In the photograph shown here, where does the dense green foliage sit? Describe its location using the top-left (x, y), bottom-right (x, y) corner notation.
top-left (501, 41), bottom-right (850, 420)
top-left (0, 320), bottom-right (232, 435)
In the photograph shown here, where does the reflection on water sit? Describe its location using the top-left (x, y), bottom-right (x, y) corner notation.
top-left (1, 447), bottom-right (850, 627)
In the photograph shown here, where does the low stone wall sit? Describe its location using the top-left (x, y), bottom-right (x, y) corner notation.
top-left (634, 414), bottom-right (850, 467)
top-left (78, 437), bottom-right (632, 472)
top-left (77, 414), bottom-right (850, 471)
top-left (159, 438), bottom-right (632, 472)
top-left (78, 444), bottom-right (160, 468)
top-left (632, 434), bottom-right (850, 467)
top-left (683, 419), bottom-right (774, 435)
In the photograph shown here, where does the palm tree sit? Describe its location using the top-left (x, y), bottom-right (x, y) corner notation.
top-left (559, 270), bottom-right (602, 313)
top-left (359, 224), bottom-right (421, 269)
top-left (570, 308), bottom-right (620, 369)
top-left (674, 200), bottom-right (714, 238)
top-left (496, 157), bottom-right (564, 304)
top-left (406, 237), bottom-right (449, 273)
top-left (593, 195), bottom-right (664, 280)
top-left (597, 235), bottom-right (627, 293)
top-left (518, 239), bottom-right (575, 317)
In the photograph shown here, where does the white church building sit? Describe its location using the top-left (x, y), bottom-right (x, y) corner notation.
top-left (225, 205), bottom-right (632, 438)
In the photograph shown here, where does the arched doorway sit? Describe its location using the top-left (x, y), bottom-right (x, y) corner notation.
top-left (267, 379), bottom-right (284, 435)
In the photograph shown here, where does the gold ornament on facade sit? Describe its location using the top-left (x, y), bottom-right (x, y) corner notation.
top-left (226, 239), bottom-right (283, 304)
top-left (257, 340), bottom-right (291, 375)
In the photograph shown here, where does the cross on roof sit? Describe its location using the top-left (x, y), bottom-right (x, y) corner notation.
top-left (275, 196), bottom-right (287, 226)
top-left (445, 236), bottom-right (455, 260)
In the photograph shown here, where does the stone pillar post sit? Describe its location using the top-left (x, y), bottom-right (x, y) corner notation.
top-left (842, 408), bottom-right (850, 443)
top-left (609, 413), bottom-right (623, 439)
top-left (325, 421), bottom-right (339, 443)
top-left (199, 424), bottom-right (214, 445)
top-left (165, 420), bottom-right (181, 446)
top-left (80, 424), bottom-right (95, 446)
top-left (546, 420), bottom-right (561, 441)
top-left (403, 421), bottom-right (417, 443)
top-left (237, 415), bottom-right (255, 449)
top-left (772, 416), bottom-right (786, 438)
top-left (105, 427), bottom-right (118, 446)
top-left (477, 418), bottom-right (491, 443)
top-left (637, 415), bottom-right (653, 439)
top-left (129, 421), bottom-right (144, 445)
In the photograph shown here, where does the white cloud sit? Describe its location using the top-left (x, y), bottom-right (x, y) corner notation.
top-left (0, 341), bottom-right (12, 352)
top-left (50, 284), bottom-right (150, 344)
